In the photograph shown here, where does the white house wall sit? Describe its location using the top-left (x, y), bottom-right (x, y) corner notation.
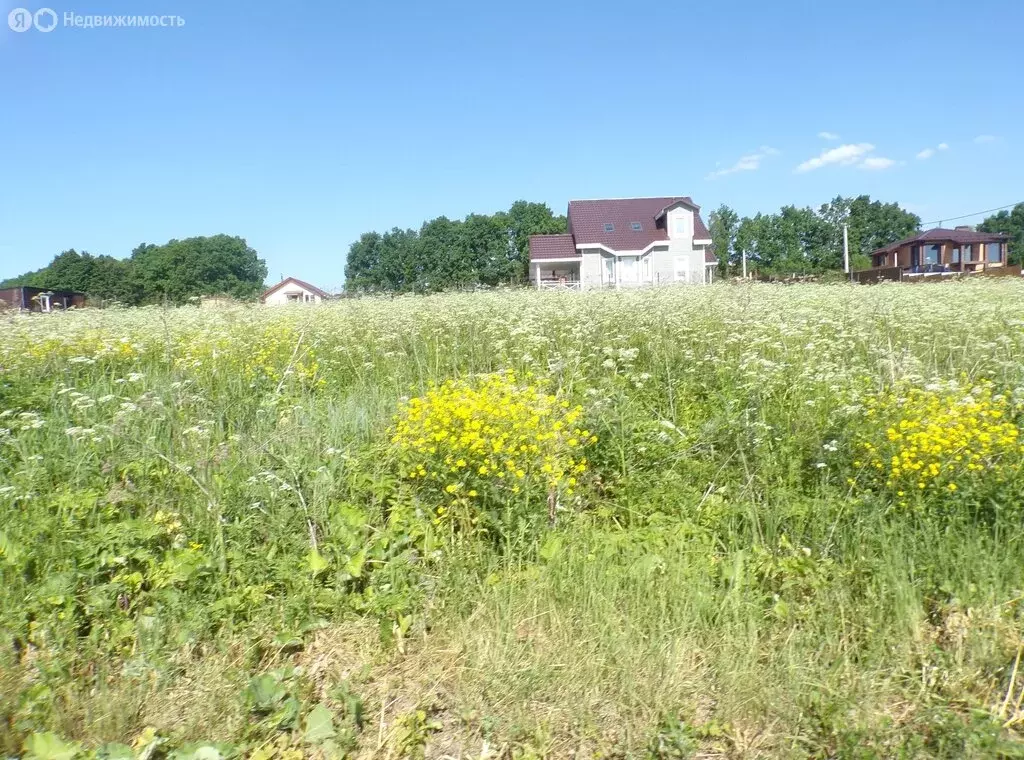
top-left (263, 283), bottom-right (323, 305)
top-left (581, 249), bottom-right (604, 288)
top-left (648, 245), bottom-right (673, 284)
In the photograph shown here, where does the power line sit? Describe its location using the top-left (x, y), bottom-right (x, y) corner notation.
top-left (920, 201), bottom-right (1022, 227)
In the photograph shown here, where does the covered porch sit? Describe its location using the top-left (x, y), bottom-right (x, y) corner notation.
top-left (531, 258), bottom-right (582, 290)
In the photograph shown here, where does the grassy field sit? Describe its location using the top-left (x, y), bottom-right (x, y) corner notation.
top-left (3, 281), bottom-right (1024, 759)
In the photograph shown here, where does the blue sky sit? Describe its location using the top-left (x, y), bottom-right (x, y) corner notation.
top-left (1, 0), bottom-right (1020, 288)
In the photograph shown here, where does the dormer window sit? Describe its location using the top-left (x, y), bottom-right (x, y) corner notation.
top-left (603, 223), bottom-right (615, 233)
top-left (674, 217), bottom-right (687, 235)
top-left (631, 222), bottom-right (642, 231)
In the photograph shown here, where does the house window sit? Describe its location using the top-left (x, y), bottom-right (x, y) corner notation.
top-left (603, 223), bottom-right (615, 233)
top-left (962, 245), bottom-right (974, 262)
top-left (674, 216), bottom-right (688, 235)
top-left (603, 255), bottom-right (614, 284)
top-left (910, 246), bottom-right (920, 268)
top-left (642, 256), bottom-right (650, 280)
top-left (986, 242), bottom-right (1002, 263)
top-left (924, 244), bottom-right (941, 265)
top-left (631, 222), bottom-right (642, 231)
top-left (951, 247), bottom-right (960, 264)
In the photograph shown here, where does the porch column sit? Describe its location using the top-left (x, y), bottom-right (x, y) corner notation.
top-left (534, 262), bottom-right (541, 288)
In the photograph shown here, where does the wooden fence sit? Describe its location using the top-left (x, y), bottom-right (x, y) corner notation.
top-left (851, 265), bottom-right (1022, 284)
top-left (851, 266), bottom-right (903, 284)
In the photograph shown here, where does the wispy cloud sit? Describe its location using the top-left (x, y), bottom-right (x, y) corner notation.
top-left (975, 134), bottom-right (998, 144)
top-left (818, 131), bottom-right (840, 141)
top-left (917, 142), bottom-right (950, 160)
top-left (795, 143), bottom-right (874, 173)
top-left (858, 156), bottom-right (899, 171)
top-left (706, 146), bottom-right (781, 179)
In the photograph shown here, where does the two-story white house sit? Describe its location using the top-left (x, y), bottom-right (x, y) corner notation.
top-left (529, 196), bottom-right (716, 290)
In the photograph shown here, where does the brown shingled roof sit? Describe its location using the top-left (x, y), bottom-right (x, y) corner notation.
top-left (568, 197), bottom-right (710, 251)
top-left (870, 227), bottom-right (1008, 256)
top-left (529, 234), bottom-right (579, 260)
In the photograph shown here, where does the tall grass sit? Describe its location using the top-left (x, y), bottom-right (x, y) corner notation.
top-left (2, 281), bottom-right (1024, 757)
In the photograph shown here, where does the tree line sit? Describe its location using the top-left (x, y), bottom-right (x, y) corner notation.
top-left (709, 197), bottom-right (1023, 276)
top-left (0, 235), bottom-right (268, 305)
top-left (344, 200), bottom-right (566, 292)
top-left (5, 200), bottom-right (1019, 303)
top-left (977, 204), bottom-right (1024, 264)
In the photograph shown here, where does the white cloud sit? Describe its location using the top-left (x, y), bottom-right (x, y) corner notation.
top-left (975, 134), bottom-right (998, 144)
top-left (818, 131), bottom-right (840, 141)
top-left (795, 143), bottom-right (874, 173)
top-left (706, 145), bottom-right (781, 179)
top-left (858, 156), bottom-right (898, 171)
top-left (917, 142), bottom-right (950, 160)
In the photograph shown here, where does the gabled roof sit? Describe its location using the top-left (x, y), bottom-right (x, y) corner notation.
top-left (567, 197), bottom-right (711, 251)
top-left (528, 234), bottom-right (578, 260)
top-left (261, 276), bottom-right (330, 300)
top-left (653, 198), bottom-right (700, 221)
top-left (870, 227), bottom-right (1008, 256)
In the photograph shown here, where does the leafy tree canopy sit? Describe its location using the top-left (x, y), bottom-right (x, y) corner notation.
top-left (714, 196), bottom-right (920, 276)
top-left (978, 203), bottom-right (1024, 266)
top-left (1, 235), bottom-right (267, 305)
top-left (344, 201), bottom-right (567, 292)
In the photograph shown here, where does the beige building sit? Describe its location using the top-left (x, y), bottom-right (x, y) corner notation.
top-left (870, 227), bottom-right (1009, 274)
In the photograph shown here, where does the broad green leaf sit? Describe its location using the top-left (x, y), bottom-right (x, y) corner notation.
top-left (97, 743), bottom-right (134, 760)
top-left (23, 732), bottom-right (80, 760)
top-left (344, 548), bottom-right (367, 579)
top-left (191, 746), bottom-right (221, 760)
top-left (539, 535), bottom-right (562, 562)
top-left (244, 673), bottom-right (286, 713)
top-left (303, 703), bottom-right (337, 744)
top-left (306, 549), bottom-right (329, 576)
top-left (0, 530), bottom-right (22, 565)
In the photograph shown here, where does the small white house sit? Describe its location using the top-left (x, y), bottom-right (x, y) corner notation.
top-left (529, 196), bottom-right (717, 290)
top-left (261, 277), bottom-right (330, 305)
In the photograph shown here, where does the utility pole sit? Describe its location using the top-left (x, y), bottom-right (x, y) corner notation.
top-left (843, 223), bottom-right (850, 275)
top-left (742, 248), bottom-right (748, 279)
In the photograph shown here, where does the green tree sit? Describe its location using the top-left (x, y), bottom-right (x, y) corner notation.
top-left (130, 235), bottom-right (267, 304)
top-left (978, 203), bottom-right (1024, 266)
top-left (730, 196), bottom-right (920, 276)
top-left (846, 196), bottom-right (920, 258)
top-left (416, 217), bottom-right (459, 290)
top-left (343, 200), bottom-right (566, 292)
top-left (709, 205), bottom-right (739, 277)
top-left (457, 214), bottom-right (506, 287)
top-left (503, 201), bottom-right (567, 282)
top-left (344, 232), bottom-right (384, 291)
top-left (1, 250), bottom-right (140, 303)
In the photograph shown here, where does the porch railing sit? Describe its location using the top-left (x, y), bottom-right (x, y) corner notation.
top-left (537, 279), bottom-right (582, 291)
